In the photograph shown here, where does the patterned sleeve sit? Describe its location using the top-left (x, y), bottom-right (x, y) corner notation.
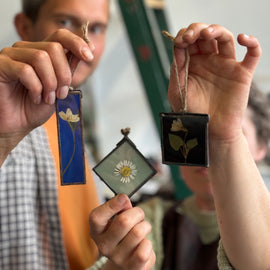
top-left (217, 240), bottom-right (234, 270)
top-left (87, 256), bottom-right (108, 270)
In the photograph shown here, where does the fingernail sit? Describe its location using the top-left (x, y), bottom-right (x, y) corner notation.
top-left (207, 26), bottom-right (214, 33)
top-left (117, 194), bottom-right (127, 205)
top-left (184, 29), bottom-right (194, 37)
top-left (81, 46), bottom-right (94, 61)
top-left (244, 34), bottom-right (250, 38)
top-left (57, 86), bottom-right (69, 99)
top-left (34, 95), bottom-right (42, 105)
top-left (46, 91), bottom-right (56, 105)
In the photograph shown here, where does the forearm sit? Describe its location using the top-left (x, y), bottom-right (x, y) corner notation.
top-left (0, 140), bottom-right (15, 167)
top-left (101, 260), bottom-right (121, 270)
top-left (0, 133), bottom-right (26, 167)
top-left (210, 134), bottom-right (270, 269)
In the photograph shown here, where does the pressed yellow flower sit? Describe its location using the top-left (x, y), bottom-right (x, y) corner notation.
top-left (171, 118), bottom-right (187, 132)
top-left (114, 160), bottom-right (137, 183)
top-left (59, 108), bottom-right (80, 123)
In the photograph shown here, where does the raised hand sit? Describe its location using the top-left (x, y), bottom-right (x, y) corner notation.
top-left (168, 23), bottom-right (261, 143)
top-left (89, 194), bottom-right (156, 270)
top-left (0, 29), bottom-right (94, 163)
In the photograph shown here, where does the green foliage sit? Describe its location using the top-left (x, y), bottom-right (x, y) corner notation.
top-left (169, 134), bottom-right (184, 151)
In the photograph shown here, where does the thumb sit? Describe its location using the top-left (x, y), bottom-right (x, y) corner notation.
top-left (238, 34), bottom-right (261, 73)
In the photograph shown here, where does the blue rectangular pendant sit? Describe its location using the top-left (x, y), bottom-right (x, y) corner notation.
top-left (56, 90), bottom-right (86, 185)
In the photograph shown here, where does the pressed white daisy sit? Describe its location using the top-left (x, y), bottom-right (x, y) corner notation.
top-left (114, 160), bottom-right (137, 183)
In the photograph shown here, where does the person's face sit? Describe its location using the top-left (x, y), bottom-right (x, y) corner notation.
top-left (180, 107), bottom-right (267, 203)
top-left (180, 166), bottom-right (212, 203)
top-left (27, 0), bottom-right (109, 88)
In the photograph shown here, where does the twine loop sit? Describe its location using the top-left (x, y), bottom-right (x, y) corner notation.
top-left (121, 128), bottom-right (130, 137)
top-left (68, 22), bottom-right (90, 80)
top-left (162, 30), bottom-right (190, 112)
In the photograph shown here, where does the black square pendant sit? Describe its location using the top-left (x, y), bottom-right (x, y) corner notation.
top-left (160, 112), bottom-right (209, 167)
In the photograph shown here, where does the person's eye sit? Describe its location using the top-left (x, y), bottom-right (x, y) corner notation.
top-left (89, 24), bottom-right (106, 35)
top-left (57, 19), bottom-right (74, 30)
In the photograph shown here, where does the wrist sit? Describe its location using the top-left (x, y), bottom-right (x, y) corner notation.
top-left (209, 133), bottom-right (247, 165)
top-left (208, 132), bottom-right (254, 183)
top-left (0, 132), bottom-right (27, 166)
top-left (101, 260), bottom-right (119, 270)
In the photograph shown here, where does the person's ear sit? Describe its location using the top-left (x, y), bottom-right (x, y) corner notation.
top-left (14, 13), bottom-right (33, 41)
top-left (255, 142), bottom-right (268, 162)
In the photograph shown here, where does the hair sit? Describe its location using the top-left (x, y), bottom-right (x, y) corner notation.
top-left (22, 0), bottom-right (46, 22)
top-left (22, 0), bottom-right (111, 22)
top-left (248, 82), bottom-right (270, 146)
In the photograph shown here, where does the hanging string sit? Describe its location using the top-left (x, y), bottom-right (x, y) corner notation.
top-left (162, 30), bottom-right (190, 112)
top-left (81, 21), bottom-right (90, 44)
top-left (68, 21), bottom-right (90, 82)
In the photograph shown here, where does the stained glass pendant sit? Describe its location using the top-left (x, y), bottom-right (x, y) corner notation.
top-left (160, 112), bottom-right (209, 167)
top-left (93, 129), bottom-right (157, 197)
top-left (56, 90), bottom-right (86, 185)
top-left (160, 31), bottom-right (210, 167)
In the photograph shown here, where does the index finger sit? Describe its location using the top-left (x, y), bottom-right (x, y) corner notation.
top-left (200, 24), bottom-right (236, 58)
top-left (45, 29), bottom-right (94, 62)
top-left (89, 194), bottom-right (132, 235)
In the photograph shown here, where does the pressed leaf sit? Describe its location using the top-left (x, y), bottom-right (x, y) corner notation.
top-left (186, 138), bottom-right (198, 151)
top-left (169, 134), bottom-right (184, 151)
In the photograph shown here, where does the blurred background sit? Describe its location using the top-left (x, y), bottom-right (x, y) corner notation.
top-left (2, 0), bottom-right (270, 199)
